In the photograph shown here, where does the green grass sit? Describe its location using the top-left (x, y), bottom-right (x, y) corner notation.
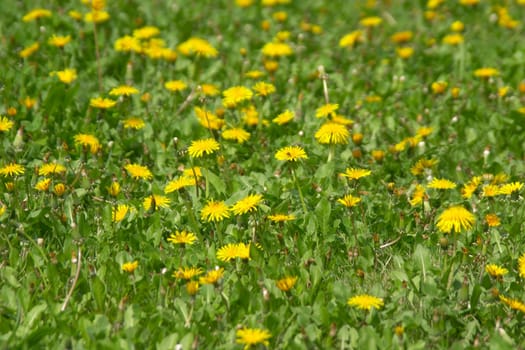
top-left (2, 0), bottom-right (525, 349)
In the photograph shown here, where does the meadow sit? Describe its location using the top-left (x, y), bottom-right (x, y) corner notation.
top-left (2, 0), bottom-right (525, 348)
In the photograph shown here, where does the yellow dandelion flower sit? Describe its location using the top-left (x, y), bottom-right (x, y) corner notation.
top-left (486, 264), bottom-right (508, 278)
top-left (74, 133), bottom-right (101, 154)
top-left (315, 123), bottom-right (350, 144)
top-left (276, 276), bottom-right (297, 292)
top-left (222, 128), bottom-right (251, 144)
top-left (339, 30), bottom-right (363, 48)
top-left (68, 10), bottom-right (83, 21)
top-left (89, 97), bottom-right (117, 109)
top-left (0, 117), bottom-right (14, 132)
top-left (201, 200), bottom-right (230, 222)
top-left (272, 110), bottom-right (294, 125)
top-left (409, 184), bottom-right (426, 206)
top-left (19, 42), bottom-right (40, 58)
top-left (347, 294), bottom-right (384, 310)
top-left (164, 80), bottom-right (187, 92)
top-left (48, 35), bottom-right (71, 48)
top-left (133, 26), bottom-right (160, 39)
top-left (23, 96), bottom-right (36, 109)
top-left (122, 261), bottom-right (138, 273)
top-left (143, 194), bottom-right (170, 211)
top-left (360, 16), bottom-right (382, 27)
top-left (173, 267), bottom-right (203, 280)
top-left (391, 31), bottom-right (413, 44)
top-left (339, 168), bottom-right (371, 180)
top-left (396, 47), bottom-right (414, 59)
top-left (188, 138), bottom-right (220, 158)
top-left (428, 178), bottom-right (456, 190)
top-left (123, 117), bottom-right (145, 130)
top-left (199, 267), bottom-right (225, 285)
top-left (34, 178), bottom-right (51, 191)
top-left (337, 194), bottom-right (361, 207)
top-left (410, 158), bottom-right (438, 176)
top-left (53, 183), bottom-right (66, 196)
top-left (222, 86), bottom-right (253, 108)
top-left (231, 194), bottom-right (263, 215)
top-left (84, 10), bottom-right (110, 23)
top-left (194, 107), bottom-right (224, 130)
top-left (253, 82), bottom-right (276, 97)
top-left (261, 42), bottom-right (293, 57)
top-left (485, 213), bottom-right (501, 227)
top-left (474, 68), bottom-right (499, 78)
top-left (108, 182), bottom-right (120, 197)
top-left (114, 35), bottom-right (142, 52)
top-left (183, 167), bottom-right (203, 178)
top-left (125, 163), bottom-right (153, 180)
top-left (459, 0), bottom-right (480, 5)
top-left (431, 81), bottom-right (448, 94)
top-left (217, 243), bottom-right (250, 262)
top-left (55, 68), bottom-right (77, 84)
top-left (482, 184), bottom-right (501, 197)
top-left (164, 176), bottom-right (195, 193)
top-left (436, 205), bottom-right (475, 234)
top-left (109, 85), bottom-right (139, 96)
top-left (275, 146), bottom-right (308, 161)
top-left (112, 204), bottom-right (131, 222)
top-left (268, 213), bottom-right (296, 222)
top-left (518, 253), bottom-right (525, 278)
top-left (245, 70), bottom-right (265, 79)
top-left (38, 163), bottom-right (66, 176)
top-left (167, 231), bottom-right (197, 245)
top-left (499, 182), bottom-right (523, 195)
top-left (316, 103), bottom-right (339, 118)
top-left (236, 0), bottom-right (254, 7)
top-left (451, 20), bottom-right (464, 32)
top-left (23, 8), bottom-right (52, 22)
top-left (177, 37), bottom-right (218, 58)
top-left (186, 281), bottom-right (199, 295)
top-left (499, 295), bottom-right (525, 313)
top-left (200, 83), bottom-right (220, 96)
top-left (442, 33), bottom-right (464, 45)
top-left (236, 328), bottom-right (271, 349)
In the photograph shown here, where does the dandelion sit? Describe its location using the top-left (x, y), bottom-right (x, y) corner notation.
top-left (164, 80), bottom-right (187, 92)
top-left (55, 69), bottom-right (77, 84)
top-left (436, 205), bottom-right (475, 234)
top-left (442, 33), bottom-right (464, 45)
top-left (48, 35), bottom-right (71, 48)
top-left (22, 8), bottom-right (52, 22)
top-left (194, 107), bottom-right (224, 130)
top-left (431, 81), bottom-right (448, 94)
top-left (275, 146), bottom-right (308, 161)
top-left (485, 214), bottom-right (501, 227)
top-left (19, 43), bottom-right (40, 58)
top-left (183, 167), bottom-right (203, 178)
top-left (518, 253), bottom-right (525, 278)
top-left (276, 276), bottom-right (297, 292)
top-left (339, 168), bottom-right (371, 180)
top-left (337, 194), bottom-right (361, 207)
top-left (54, 183), bottom-right (66, 196)
top-left (391, 31), bottom-right (413, 44)
top-left (164, 176), bottom-right (196, 193)
top-left (199, 267), bottom-right (225, 285)
top-left (339, 31), bottom-right (363, 48)
top-left (123, 117), bottom-right (145, 130)
top-left (499, 295), bottom-right (525, 313)
top-left (114, 35), bottom-right (142, 52)
top-left (125, 164), bottom-right (153, 180)
top-left (109, 85), bottom-right (139, 96)
top-left (481, 185), bottom-right (501, 197)
top-left (133, 26), bottom-right (160, 39)
top-left (188, 138), bottom-right (220, 158)
top-left (0, 117), bottom-right (14, 132)
top-left (261, 42), bottom-right (293, 57)
top-left (245, 70), bottom-right (265, 79)
top-left (268, 213), bottom-right (296, 222)
top-left (90, 97), bottom-right (117, 109)
top-left (474, 68), bottom-right (499, 78)
top-left (112, 204), bottom-right (131, 222)
top-left (122, 261), bottom-right (138, 273)
top-left (410, 158), bottom-right (438, 176)
top-left (428, 178), bottom-right (456, 190)
top-left (38, 163), bottom-right (66, 176)
top-left (273, 110), bottom-right (294, 125)
top-left (315, 123), bottom-right (349, 145)
top-left (347, 294), bottom-right (384, 311)
top-left (108, 182), bottom-right (120, 197)
top-left (23, 97), bottom-right (36, 109)
top-left (396, 47), bottom-right (414, 59)
top-left (201, 200), bottom-right (230, 222)
top-left (222, 128), bottom-right (251, 144)
top-left (222, 86), bottom-right (253, 108)
top-left (167, 230), bottom-right (197, 245)
top-left (84, 11), bottom-right (110, 23)
top-left (315, 103), bottom-right (339, 118)
top-left (236, 328), bottom-right (271, 349)
top-left (177, 37), bottom-right (218, 58)
top-left (253, 82), bottom-right (276, 97)
top-left (499, 182), bottom-right (523, 195)
top-left (173, 267), bottom-right (203, 280)
top-left (409, 184), bottom-right (426, 206)
top-left (143, 195), bottom-right (170, 211)
top-left (486, 264), bottom-right (508, 278)
top-left (217, 243), bottom-right (250, 262)
top-left (231, 194), bottom-right (263, 215)
top-left (200, 83), bottom-right (220, 96)
top-left (0, 163), bottom-right (25, 177)
top-left (35, 178), bottom-right (51, 191)
top-left (360, 16), bottom-right (382, 27)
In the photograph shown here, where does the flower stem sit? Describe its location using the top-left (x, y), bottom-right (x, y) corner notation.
top-left (291, 167), bottom-right (307, 213)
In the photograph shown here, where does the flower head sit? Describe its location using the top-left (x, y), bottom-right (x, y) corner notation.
top-left (123, 117), bottom-right (145, 130)
top-left (48, 35), bottom-right (71, 48)
top-left (133, 26), bottom-right (160, 39)
top-left (74, 133), bottom-right (100, 154)
top-left (109, 85), bottom-right (139, 96)
top-left (173, 267), bottom-right (203, 280)
top-left (164, 80), bottom-right (187, 92)
top-left (38, 163), bottom-right (66, 176)
top-left (0, 117), bottom-right (14, 132)
top-left (337, 194), bottom-right (361, 207)
top-left (23, 8), bottom-right (52, 22)
top-left (231, 194), bottom-right (263, 215)
top-left (194, 107), bottom-right (224, 130)
top-left (236, 328), bottom-right (271, 349)
top-left (122, 261), bottom-right (138, 273)
top-left (222, 86), bottom-right (253, 108)
top-left (474, 68), bottom-right (499, 78)
top-left (143, 194), bottom-right (170, 211)
top-left (217, 243), bottom-right (250, 261)
top-left (164, 176), bottom-right (196, 193)
top-left (436, 205), bottom-right (475, 234)
top-left (485, 213), bottom-right (501, 227)
top-left (276, 276), bottom-right (297, 292)
top-left (499, 182), bottom-right (523, 195)
top-left (409, 184), bottom-right (426, 206)
top-left (35, 178), bottom-right (51, 191)
top-left (90, 97), bottom-right (117, 109)
top-left (360, 16), bottom-right (382, 27)
top-left (485, 264), bottom-right (508, 278)
top-left (261, 42), bottom-right (293, 57)
top-left (272, 110), bottom-right (294, 125)
top-left (168, 230), bottom-right (197, 245)
top-left (125, 163), bottom-right (153, 180)
top-left (55, 69), bottom-right (77, 84)
top-left (316, 103), bottom-right (339, 118)
top-left (201, 200), bottom-right (230, 222)
top-left (19, 43), bottom-right (40, 58)
top-left (268, 213), bottom-right (296, 222)
top-left (348, 294), bottom-right (384, 310)
top-left (518, 253), bottom-right (525, 278)
top-left (112, 204), bottom-right (131, 222)
top-left (499, 295), bottom-right (525, 313)
top-left (315, 123), bottom-right (350, 144)
top-left (177, 37), bottom-right (218, 58)
top-left (339, 31), bottom-right (363, 48)
top-left (222, 128), bottom-right (251, 144)
top-left (339, 168), bottom-right (371, 180)
top-left (275, 146), bottom-right (308, 161)
top-left (188, 138), bottom-right (220, 158)
top-left (428, 178), bottom-right (456, 190)
top-left (199, 267), bottom-right (225, 285)
top-left (253, 82), bottom-right (276, 97)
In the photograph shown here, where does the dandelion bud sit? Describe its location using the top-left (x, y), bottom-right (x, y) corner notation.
top-left (239, 47), bottom-right (247, 56)
top-left (352, 133), bottom-right (363, 145)
top-left (518, 81), bottom-right (525, 94)
top-left (108, 182), bottom-right (120, 197)
top-left (352, 148), bottom-right (362, 159)
top-left (54, 183), bottom-right (66, 196)
top-left (186, 281), bottom-right (199, 296)
top-left (261, 20), bottom-right (270, 31)
top-left (439, 237), bottom-right (449, 249)
top-left (371, 150), bottom-right (385, 162)
top-left (5, 182), bottom-right (14, 191)
top-left (7, 107), bottom-right (17, 116)
top-left (451, 87), bottom-right (460, 98)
